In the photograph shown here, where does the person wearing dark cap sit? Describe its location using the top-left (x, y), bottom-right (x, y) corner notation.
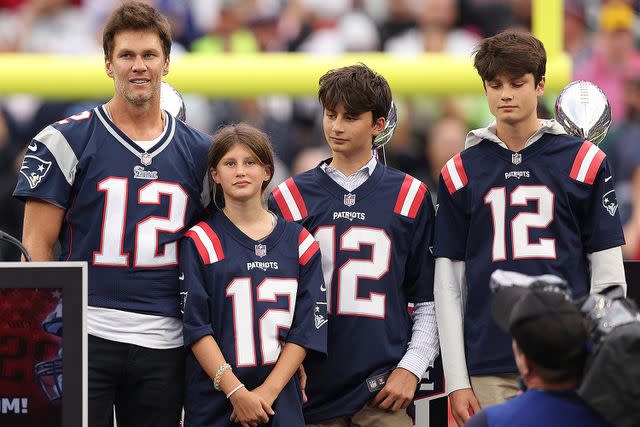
top-left (465, 270), bottom-right (612, 427)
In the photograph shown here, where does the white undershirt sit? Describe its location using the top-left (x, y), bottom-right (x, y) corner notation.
top-left (134, 115), bottom-right (167, 151)
top-left (88, 307), bottom-right (183, 349)
top-left (103, 106), bottom-right (168, 151)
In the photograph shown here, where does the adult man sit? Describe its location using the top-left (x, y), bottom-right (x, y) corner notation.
top-left (433, 30), bottom-right (626, 426)
top-left (466, 270), bottom-right (612, 427)
top-left (13, 3), bottom-right (211, 426)
top-left (269, 64), bottom-right (439, 426)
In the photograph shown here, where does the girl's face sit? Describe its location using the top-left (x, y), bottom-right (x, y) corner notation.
top-left (210, 143), bottom-right (271, 204)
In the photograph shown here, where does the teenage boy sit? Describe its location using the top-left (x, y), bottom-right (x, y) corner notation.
top-left (433, 30), bottom-right (626, 427)
top-left (269, 63), bottom-right (439, 426)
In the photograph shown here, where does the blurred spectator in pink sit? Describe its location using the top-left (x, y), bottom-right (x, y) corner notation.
top-left (574, 2), bottom-right (640, 124)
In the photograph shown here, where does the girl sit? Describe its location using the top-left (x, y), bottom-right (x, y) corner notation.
top-left (180, 123), bottom-right (327, 427)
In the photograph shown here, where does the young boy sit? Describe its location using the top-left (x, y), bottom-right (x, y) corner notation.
top-left (433, 30), bottom-right (627, 427)
top-left (269, 64), bottom-right (440, 426)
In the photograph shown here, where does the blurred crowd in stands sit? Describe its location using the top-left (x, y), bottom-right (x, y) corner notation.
top-left (1, 0), bottom-right (640, 262)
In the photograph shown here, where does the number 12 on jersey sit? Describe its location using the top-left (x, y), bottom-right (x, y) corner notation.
top-left (93, 177), bottom-right (188, 268)
top-left (227, 278), bottom-right (297, 367)
top-left (484, 185), bottom-right (556, 261)
top-left (313, 226), bottom-right (391, 318)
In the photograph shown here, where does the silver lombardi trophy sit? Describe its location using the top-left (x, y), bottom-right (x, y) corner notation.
top-left (373, 100), bottom-right (398, 165)
top-left (160, 81), bottom-right (186, 122)
top-left (555, 80), bottom-right (612, 145)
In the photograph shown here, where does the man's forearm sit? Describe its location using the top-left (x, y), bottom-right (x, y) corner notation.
top-left (22, 198), bottom-right (65, 261)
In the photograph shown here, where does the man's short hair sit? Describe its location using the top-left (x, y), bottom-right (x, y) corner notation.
top-left (318, 63), bottom-right (392, 123)
top-left (103, 1), bottom-right (172, 60)
top-left (473, 30), bottom-right (546, 86)
top-left (491, 271), bottom-right (588, 382)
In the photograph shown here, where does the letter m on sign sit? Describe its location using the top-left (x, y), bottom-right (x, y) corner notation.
top-left (2, 398), bottom-right (20, 414)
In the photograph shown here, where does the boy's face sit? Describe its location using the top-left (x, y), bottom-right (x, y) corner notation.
top-left (322, 104), bottom-right (385, 160)
top-left (484, 73), bottom-right (545, 127)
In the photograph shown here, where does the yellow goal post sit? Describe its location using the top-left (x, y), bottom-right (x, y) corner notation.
top-left (0, 0), bottom-right (569, 100)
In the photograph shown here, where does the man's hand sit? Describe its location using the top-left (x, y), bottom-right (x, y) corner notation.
top-left (368, 367), bottom-right (418, 411)
top-left (449, 388), bottom-right (480, 427)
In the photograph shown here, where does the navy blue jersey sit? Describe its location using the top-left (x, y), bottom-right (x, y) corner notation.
top-left (434, 135), bottom-right (625, 375)
top-left (268, 161), bottom-right (435, 423)
top-left (13, 106), bottom-right (211, 317)
top-left (180, 211), bottom-right (327, 427)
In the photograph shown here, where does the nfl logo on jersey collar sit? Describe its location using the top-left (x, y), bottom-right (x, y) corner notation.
top-left (141, 152), bottom-right (152, 166)
top-left (255, 244), bottom-right (267, 257)
top-left (512, 152), bottom-right (522, 165)
top-left (343, 193), bottom-right (356, 206)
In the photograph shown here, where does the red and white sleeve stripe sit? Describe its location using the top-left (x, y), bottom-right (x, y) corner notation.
top-left (184, 222), bottom-right (224, 264)
top-left (394, 175), bottom-right (428, 219)
top-left (441, 153), bottom-right (468, 195)
top-left (570, 141), bottom-right (606, 185)
top-left (298, 228), bottom-right (319, 266)
top-left (272, 178), bottom-right (308, 221)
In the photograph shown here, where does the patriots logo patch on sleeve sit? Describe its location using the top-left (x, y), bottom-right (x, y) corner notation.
top-left (179, 291), bottom-right (188, 315)
top-left (602, 189), bottom-right (618, 217)
top-left (20, 155), bottom-right (52, 189)
top-left (314, 301), bottom-right (328, 329)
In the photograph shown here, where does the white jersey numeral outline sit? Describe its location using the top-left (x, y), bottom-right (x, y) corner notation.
top-left (93, 177), bottom-right (188, 267)
top-left (314, 226), bottom-right (391, 318)
top-left (484, 185), bottom-right (556, 261)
